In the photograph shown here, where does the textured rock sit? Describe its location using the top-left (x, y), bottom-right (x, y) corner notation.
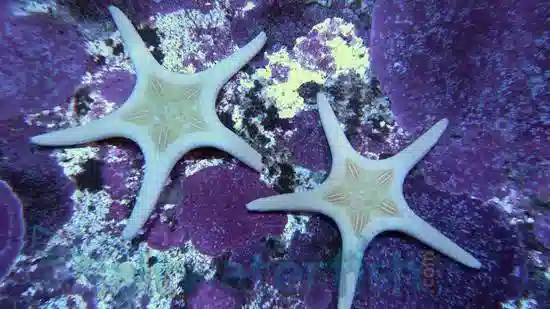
top-left (534, 211), bottom-right (550, 250)
top-left (251, 17), bottom-right (371, 119)
top-left (62, 0), bottom-right (152, 23)
top-left (228, 0), bottom-right (372, 51)
top-left (370, 0), bottom-right (550, 201)
top-left (0, 12), bottom-right (88, 121)
top-left (186, 280), bottom-right (244, 309)
top-left (146, 165), bottom-right (286, 255)
top-left (0, 103), bottom-right (79, 308)
top-left (0, 117), bottom-right (75, 255)
top-left (0, 180), bottom-right (24, 282)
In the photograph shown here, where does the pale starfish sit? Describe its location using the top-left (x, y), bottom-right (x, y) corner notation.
top-left (247, 92), bottom-right (481, 309)
top-left (31, 6), bottom-right (267, 239)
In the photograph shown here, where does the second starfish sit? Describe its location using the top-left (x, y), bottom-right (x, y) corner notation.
top-left (247, 92), bottom-right (481, 309)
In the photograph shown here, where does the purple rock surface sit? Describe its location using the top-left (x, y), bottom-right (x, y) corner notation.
top-left (534, 211), bottom-right (550, 250)
top-left (286, 111), bottom-right (331, 171)
top-left (186, 280), bottom-right (245, 308)
top-left (0, 180), bottom-right (24, 282)
top-left (146, 165), bottom-right (286, 255)
top-left (0, 116), bottom-right (77, 307)
top-left (0, 11), bottom-right (89, 121)
top-left (0, 117), bottom-right (75, 255)
top-left (62, 0), bottom-right (152, 24)
top-left (370, 0), bottom-right (550, 201)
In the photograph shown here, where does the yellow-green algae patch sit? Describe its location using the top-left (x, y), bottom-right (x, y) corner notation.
top-left (255, 50), bottom-right (325, 119)
top-left (314, 19), bottom-right (369, 76)
top-left (248, 18), bottom-right (369, 119)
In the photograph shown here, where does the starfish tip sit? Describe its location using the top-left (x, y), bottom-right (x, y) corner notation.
top-left (246, 201), bottom-right (261, 211)
top-left (121, 226), bottom-right (137, 240)
top-left (107, 5), bottom-right (120, 14)
top-left (258, 31), bottom-right (267, 40)
top-left (470, 258), bottom-right (482, 269)
top-left (30, 133), bottom-right (50, 145)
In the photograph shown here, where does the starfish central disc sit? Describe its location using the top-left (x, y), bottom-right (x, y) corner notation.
top-left (324, 159), bottom-right (399, 235)
top-left (121, 76), bottom-right (207, 152)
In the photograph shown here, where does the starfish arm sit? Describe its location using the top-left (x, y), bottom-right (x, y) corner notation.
top-left (247, 191), bottom-right (331, 215)
top-left (30, 117), bottom-right (122, 146)
top-left (337, 237), bottom-right (365, 309)
top-left (121, 157), bottom-right (174, 239)
top-left (193, 128), bottom-right (263, 172)
top-left (206, 32), bottom-right (267, 87)
top-left (108, 6), bottom-right (158, 70)
top-left (317, 92), bottom-right (356, 163)
top-left (401, 212), bottom-right (481, 269)
top-left (391, 118), bottom-right (449, 173)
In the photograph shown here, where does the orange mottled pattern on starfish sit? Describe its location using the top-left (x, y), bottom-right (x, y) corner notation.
top-left (121, 76), bottom-right (207, 152)
top-left (324, 158), bottom-right (399, 235)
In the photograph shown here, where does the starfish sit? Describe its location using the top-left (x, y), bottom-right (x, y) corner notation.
top-left (30, 6), bottom-right (267, 239)
top-left (247, 92), bottom-right (481, 309)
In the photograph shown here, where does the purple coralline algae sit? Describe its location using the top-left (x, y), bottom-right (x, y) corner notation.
top-left (186, 280), bottom-right (245, 308)
top-left (146, 164), bottom-right (286, 255)
top-left (0, 180), bottom-right (24, 282)
top-left (0, 116), bottom-right (80, 308)
top-left (61, 0), bottom-right (152, 24)
top-left (0, 3), bottom-right (84, 255)
top-left (286, 110), bottom-right (332, 171)
top-left (231, 0), bottom-right (323, 49)
top-left (0, 11), bottom-right (89, 121)
top-left (534, 210), bottom-right (550, 250)
top-left (370, 0), bottom-right (550, 201)
top-left (0, 116), bottom-right (76, 255)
